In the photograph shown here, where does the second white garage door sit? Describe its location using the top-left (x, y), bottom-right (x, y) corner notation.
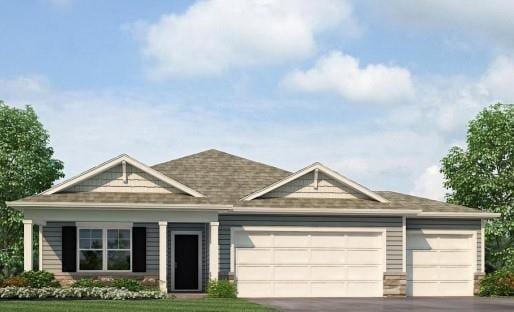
top-left (232, 227), bottom-right (385, 298)
top-left (407, 230), bottom-right (476, 296)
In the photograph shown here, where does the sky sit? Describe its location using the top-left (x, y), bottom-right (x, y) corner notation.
top-left (1, 0), bottom-right (514, 200)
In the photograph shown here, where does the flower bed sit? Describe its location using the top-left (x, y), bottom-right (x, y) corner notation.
top-left (0, 287), bottom-right (166, 300)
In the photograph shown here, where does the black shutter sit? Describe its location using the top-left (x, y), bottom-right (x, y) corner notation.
top-left (62, 226), bottom-right (77, 272)
top-left (132, 227), bottom-right (146, 272)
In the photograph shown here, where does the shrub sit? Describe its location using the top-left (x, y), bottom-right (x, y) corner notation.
top-left (0, 276), bottom-right (30, 287)
top-left (112, 278), bottom-right (145, 292)
top-left (480, 266), bottom-right (514, 296)
top-left (0, 287), bottom-right (165, 300)
top-left (19, 271), bottom-right (60, 288)
top-left (207, 279), bottom-right (237, 298)
top-left (72, 278), bottom-right (105, 288)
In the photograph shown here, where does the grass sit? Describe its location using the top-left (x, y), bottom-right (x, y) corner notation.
top-left (0, 298), bottom-right (275, 311)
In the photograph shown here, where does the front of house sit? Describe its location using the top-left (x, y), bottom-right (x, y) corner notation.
top-left (8, 149), bottom-right (498, 297)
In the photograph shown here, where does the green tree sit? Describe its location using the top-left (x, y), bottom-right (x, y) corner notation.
top-left (0, 101), bottom-right (64, 275)
top-left (441, 103), bottom-right (514, 271)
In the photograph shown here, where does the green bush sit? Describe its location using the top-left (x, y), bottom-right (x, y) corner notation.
top-left (480, 266), bottom-right (514, 296)
top-left (111, 278), bottom-right (145, 292)
top-left (72, 278), bottom-right (106, 288)
top-left (207, 279), bottom-right (237, 298)
top-left (0, 276), bottom-right (30, 287)
top-left (19, 271), bottom-right (60, 288)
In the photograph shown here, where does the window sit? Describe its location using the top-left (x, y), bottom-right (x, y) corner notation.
top-left (107, 229), bottom-right (131, 270)
top-left (78, 227), bottom-right (131, 271)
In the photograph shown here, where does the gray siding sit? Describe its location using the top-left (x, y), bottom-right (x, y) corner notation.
top-left (42, 222), bottom-right (75, 278)
top-left (406, 219), bottom-right (482, 271)
top-left (42, 222), bottom-right (159, 278)
top-left (218, 214), bottom-right (403, 277)
top-left (167, 223), bottom-right (209, 292)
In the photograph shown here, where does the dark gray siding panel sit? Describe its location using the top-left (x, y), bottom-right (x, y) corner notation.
top-left (133, 223), bottom-right (159, 273)
top-left (167, 223), bottom-right (208, 292)
top-left (218, 214), bottom-right (403, 276)
top-left (42, 222), bottom-right (75, 277)
top-left (406, 219), bottom-right (481, 271)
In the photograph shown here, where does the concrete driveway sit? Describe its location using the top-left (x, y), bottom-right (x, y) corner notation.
top-left (250, 297), bottom-right (514, 312)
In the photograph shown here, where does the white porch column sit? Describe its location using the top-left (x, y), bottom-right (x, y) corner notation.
top-left (38, 224), bottom-right (43, 271)
top-left (209, 222), bottom-right (219, 280)
top-left (159, 221), bottom-right (168, 293)
top-left (23, 220), bottom-right (33, 271)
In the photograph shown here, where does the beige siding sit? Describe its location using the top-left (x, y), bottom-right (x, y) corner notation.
top-left (66, 163), bottom-right (183, 193)
top-left (263, 171), bottom-right (368, 199)
top-left (42, 222), bottom-right (74, 279)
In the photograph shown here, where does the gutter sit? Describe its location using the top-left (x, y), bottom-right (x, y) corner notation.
top-left (6, 201), bottom-right (501, 218)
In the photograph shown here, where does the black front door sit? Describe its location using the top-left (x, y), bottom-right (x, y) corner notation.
top-left (174, 234), bottom-right (199, 290)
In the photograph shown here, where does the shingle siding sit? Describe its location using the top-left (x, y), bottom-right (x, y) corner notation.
top-left (406, 218), bottom-right (482, 271)
top-left (218, 214), bottom-right (404, 276)
top-left (166, 223), bottom-right (209, 292)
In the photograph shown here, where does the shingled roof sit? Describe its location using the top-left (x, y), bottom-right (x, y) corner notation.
top-left (16, 149), bottom-right (482, 213)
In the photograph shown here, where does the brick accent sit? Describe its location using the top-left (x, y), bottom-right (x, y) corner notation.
top-left (383, 272), bottom-right (406, 297)
top-left (474, 272), bottom-right (485, 295)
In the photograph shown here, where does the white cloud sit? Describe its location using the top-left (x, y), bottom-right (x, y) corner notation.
top-left (134, 0), bottom-right (356, 78)
top-left (372, 0), bottom-right (514, 48)
top-left (411, 165), bottom-right (445, 201)
top-left (282, 51), bottom-right (414, 104)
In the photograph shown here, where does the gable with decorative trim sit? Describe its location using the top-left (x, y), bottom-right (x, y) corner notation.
top-left (64, 163), bottom-right (184, 194)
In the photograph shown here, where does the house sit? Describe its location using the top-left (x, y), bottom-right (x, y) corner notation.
top-left (7, 149), bottom-right (499, 297)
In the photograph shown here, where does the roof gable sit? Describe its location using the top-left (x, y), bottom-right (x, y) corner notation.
top-left (241, 163), bottom-right (389, 203)
top-left (43, 154), bottom-right (204, 197)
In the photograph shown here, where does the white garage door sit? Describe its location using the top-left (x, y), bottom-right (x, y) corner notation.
top-left (407, 231), bottom-right (475, 296)
top-left (233, 228), bottom-right (385, 298)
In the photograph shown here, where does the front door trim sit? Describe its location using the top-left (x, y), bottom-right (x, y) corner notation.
top-left (170, 230), bottom-right (202, 291)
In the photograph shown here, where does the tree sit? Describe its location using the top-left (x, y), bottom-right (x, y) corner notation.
top-left (441, 103), bottom-right (514, 271)
top-left (0, 101), bottom-right (64, 275)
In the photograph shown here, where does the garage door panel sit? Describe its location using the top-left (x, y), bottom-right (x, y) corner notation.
top-left (408, 266), bottom-right (440, 280)
top-left (347, 266), bottom-right (381, 280)
top-left (235, 232), bottom-right (272, 248)
top-left (311, 282), bottom-right (347, 297)
top-left (310, 249), bottom-right (346, 264)
top-left (438, 251), bottom-right (473, 265)
top-left (409, 250), bottom-right (439, 265)
top-left (346, 233), bottom-right (381, 248)
top-left (237, 282), bottom-right (273, 298)
top-left (273, 233), bottom-right (309, 247)
top-left (438, 266), bottom-right (473, 280)
top-left (407, 234), bottom-right (437, 250)
top-left (311, 266), bottom-right (347, 280)
top-left (236, 249), bottom-right (273, 264)
top-left (346, 282), bottom-right (382, 297)
top-left (439, 281), bottom-right (473, 296)
top-left (274, 266), bottom-right (310, 281)
top-left (310, 234), bottom-right (346, 248)
top-left (347, 249), bottom-right (382, 264)
top-left (236, 266), bottom-right (273, 281)
top-left (438, 235), bottom-right (472, 249)
top-left (274, 249), bottom-right (310, 264)
top-left (274, 282), bottom-right (311, 297)
top-left (408, 281), bottom-right (439, 296)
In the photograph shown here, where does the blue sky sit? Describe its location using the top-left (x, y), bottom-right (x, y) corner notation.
top-left (1, 0), bottom-right (513, 199)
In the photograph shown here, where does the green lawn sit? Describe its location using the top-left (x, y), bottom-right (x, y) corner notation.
top-left (0, 298), bottom-right (275, 312)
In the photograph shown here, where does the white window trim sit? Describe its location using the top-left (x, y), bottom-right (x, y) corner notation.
top-left (230, 226), bottom-right (387, 274)
top-left (170, 230), bottom-right (202, 292)
top-left (77, 223), bottom-right (133, 273)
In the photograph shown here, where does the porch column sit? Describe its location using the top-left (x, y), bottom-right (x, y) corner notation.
top-left (209, 222), bottom-right (219, 280)
top-left (23, 220), bottom-right (33, 271)
top-left (38, 224), bottom-right (43, 271)
top-left (159, 221), bottom-right (168, 293)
